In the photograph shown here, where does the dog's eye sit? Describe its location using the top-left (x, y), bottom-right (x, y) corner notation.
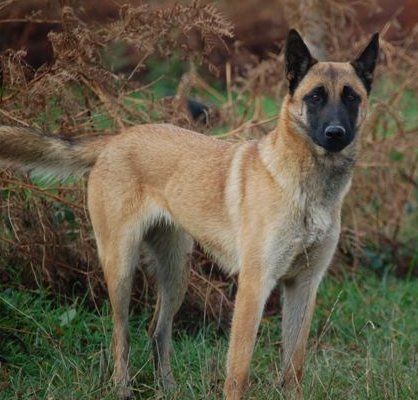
top-left (342, 86), bottom-right (360, 103)
top-left (304, 86), bottom-right (326, 105)
top-left (311, 94), bottom-right (321, 102)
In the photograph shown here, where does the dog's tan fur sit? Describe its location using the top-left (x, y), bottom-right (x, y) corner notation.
top-left (0, 32), bottom-right (377, 399)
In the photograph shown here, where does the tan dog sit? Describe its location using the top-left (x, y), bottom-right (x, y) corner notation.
top-left (0, 30), bottom-right (378, 399)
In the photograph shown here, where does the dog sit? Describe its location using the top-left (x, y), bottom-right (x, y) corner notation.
top-left (0, 29), bottom-right (379, 399)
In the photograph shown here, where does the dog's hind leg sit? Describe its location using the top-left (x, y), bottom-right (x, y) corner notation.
top-left (99, 228), bottom-right (142, 400)
top-left (87, 167), bottom-right (149, 399)
top-left (145, 224), bottom-right (193, 390)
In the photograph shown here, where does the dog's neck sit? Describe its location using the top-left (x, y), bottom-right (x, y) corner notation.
top-left (258, 102), bottom-right (357, 207)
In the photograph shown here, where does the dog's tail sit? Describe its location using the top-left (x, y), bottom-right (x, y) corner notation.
top-left (0, 126), bottom-right (111, 178)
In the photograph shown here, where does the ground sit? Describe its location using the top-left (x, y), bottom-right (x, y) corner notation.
top-left (1, 270), bottom-right (417, 399)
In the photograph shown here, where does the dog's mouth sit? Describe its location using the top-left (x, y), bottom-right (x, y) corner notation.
top-left (312, 125), bottom-right (354, 153)
top-left (319, 138), bottom-right (350, 153)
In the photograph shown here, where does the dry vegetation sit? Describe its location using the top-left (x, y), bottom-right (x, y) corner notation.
top-left (0, 1), bottom-right (416, 325)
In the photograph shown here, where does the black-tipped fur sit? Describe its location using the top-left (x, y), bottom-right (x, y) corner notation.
top-left (351, 33), bottom-right (379, 94)
top-left (285, 29), bottom-right (318, 95)
top-left (0, 126), bottom-right (108, 177)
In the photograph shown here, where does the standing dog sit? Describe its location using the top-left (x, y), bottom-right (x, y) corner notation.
top-left (0, 30), bottom-right (378, 399)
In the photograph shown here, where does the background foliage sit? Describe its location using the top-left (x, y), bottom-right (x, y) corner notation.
top-left (0, 1), bottom-right (417, 397)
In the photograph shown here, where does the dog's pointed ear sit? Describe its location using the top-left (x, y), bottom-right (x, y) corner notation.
top-left (285, 29), bottom-right (317, 95)
top-left (351, 33), bottom-right (379, 94)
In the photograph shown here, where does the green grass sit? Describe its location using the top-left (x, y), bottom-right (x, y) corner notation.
top-left (1, 271), bottom-right (417, 399)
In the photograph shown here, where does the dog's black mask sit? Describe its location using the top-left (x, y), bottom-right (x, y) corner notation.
top-left (303, 84), bottom-right (360, 153)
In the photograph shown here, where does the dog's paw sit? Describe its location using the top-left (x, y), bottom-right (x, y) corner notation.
top-left (116, 386), bottom-right (134, 400)
top-left (161, 374), bottom-right (177, 392)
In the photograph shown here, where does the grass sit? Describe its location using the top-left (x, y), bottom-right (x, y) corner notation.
top-left (1, 271), bottom-right (417, 399)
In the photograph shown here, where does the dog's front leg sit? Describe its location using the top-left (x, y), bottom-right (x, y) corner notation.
top-left (280, 266), bottom-right (319, 399)
top-left (224, 261), bottom-right (276, 400)
top-left (280, 236), bottom-right (338, 398)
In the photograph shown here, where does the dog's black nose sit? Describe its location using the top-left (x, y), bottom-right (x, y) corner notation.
top-left (325, 125), bottom-right (346, 139)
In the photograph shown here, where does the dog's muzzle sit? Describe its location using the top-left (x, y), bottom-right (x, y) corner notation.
top-left (325, 125), bottom-right (346, 140)
top-left (321, 124), bottom-right (351, 152)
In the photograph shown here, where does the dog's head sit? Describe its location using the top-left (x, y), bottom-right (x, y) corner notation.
top-left (284, 29), bottom-right (379, 154)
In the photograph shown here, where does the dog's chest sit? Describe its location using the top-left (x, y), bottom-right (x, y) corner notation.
top-left (300, 205), bottom-right (332, 247)
top-left (292, 176), bottom-right (342, 247)
top-left (291, 187), bottom-right (335, 248)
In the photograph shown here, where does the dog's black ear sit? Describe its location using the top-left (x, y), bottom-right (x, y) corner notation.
top-left (285, 29), bottom-right (317, 95)
top-left (351, 33), bottom-right (379, 94)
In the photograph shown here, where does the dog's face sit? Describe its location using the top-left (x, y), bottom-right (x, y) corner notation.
top-left (284, 30), bottom-right (379, 154)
